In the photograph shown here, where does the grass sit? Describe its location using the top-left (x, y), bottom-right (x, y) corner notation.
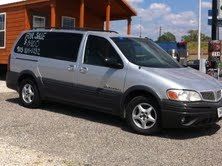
top-left (187, 41), bottom-right (209, 60)
top-left (187, 41), bottom-right (208, 55)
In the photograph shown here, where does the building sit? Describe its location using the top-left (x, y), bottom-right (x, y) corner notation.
top-left (0, 0), bottom-right (136, 65)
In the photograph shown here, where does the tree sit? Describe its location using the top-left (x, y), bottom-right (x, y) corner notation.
top-left (182, 30), bottom-right (210, 42)
top-left (157, 32), bottom-right (176, 42)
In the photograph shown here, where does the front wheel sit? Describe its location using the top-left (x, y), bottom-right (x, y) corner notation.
top-left (19, 79), bottom-right (41, 108)
top-left (126, 96), bottom-right (160, 135)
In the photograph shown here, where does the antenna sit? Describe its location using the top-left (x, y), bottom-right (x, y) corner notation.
top-left (139, 16), bottom-right (142, 37)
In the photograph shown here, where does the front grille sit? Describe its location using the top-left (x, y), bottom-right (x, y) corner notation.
top-left (200, 90), bottom-right (222, 102)
top-left (216, 90), bottom-right (221, 100)
top-left (201, 92), bottom-right (215, 101)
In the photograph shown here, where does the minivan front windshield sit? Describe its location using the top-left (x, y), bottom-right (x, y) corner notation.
top-left (112, 37), bottom-right (182, 68)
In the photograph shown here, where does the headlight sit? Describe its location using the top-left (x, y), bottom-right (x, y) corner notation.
top-left (167, 89), bottom-right (202, 102)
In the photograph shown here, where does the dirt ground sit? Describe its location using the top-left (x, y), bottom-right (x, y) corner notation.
top-left (0, 92), bottom-right (222, 166)
top-left (188, 54), bottom-right (209, 60)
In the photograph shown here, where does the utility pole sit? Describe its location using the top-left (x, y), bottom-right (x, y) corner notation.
top-left (212, 0), bottom-right (219, 40)
top-left (198, 0), bottom-right (202, 60)
top-left (159, 26), bottom-right (162, 38)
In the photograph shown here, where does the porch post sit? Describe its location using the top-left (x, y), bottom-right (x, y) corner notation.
top-left (127, 17), bottom-right (132, 35)
top-left (105, 0), bottom-right (111, 31)
top-left (25, 8), bottom-right (31, 29)
top-left (50, 0), bottom-right (56, 28)
top-left (79, 0), bottom-right (85, 28)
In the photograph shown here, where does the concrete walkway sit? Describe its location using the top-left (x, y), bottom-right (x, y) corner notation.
top-left (0, 81), bottom-right (15, 93)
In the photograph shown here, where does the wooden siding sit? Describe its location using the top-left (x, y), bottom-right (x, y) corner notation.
top-left (56, 0), bottom-right (80, 28)
top-left (0, 7), bottom-right (25, 64)
top-left (85, 9), bottom-right (104, 29)
top-left (56, 0), bottom-right (103, 29)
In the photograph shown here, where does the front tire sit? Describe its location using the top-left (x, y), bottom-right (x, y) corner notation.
top-left (19, 79), bottom-right (41, 108)
top-left (126, 96), bottom-right (160, 135)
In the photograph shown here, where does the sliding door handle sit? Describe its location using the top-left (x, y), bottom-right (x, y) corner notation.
top-left (67, 65), bottom-right (75, 71)
top-left (79, 67), bottom-right (88, 74)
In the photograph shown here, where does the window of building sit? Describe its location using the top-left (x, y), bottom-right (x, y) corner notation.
top-left (0, 13), bottom-right (6, 48)
top-left (84, 35), bottom-right (122, 67)
top-left (14, 32), bottom-right (83, 62)
top-left (62, 16), bottom-right (75, 29)
top-left (33, 16), bottom-right (46, 28)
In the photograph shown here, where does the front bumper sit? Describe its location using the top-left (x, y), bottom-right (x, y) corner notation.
top-left (161, 99), bottom-right (222, 128)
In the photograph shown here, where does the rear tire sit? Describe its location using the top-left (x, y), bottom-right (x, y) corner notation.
top-left (19, 79), bottom-right (41, 108)
top-left (126, 96), bottom-right (160, 135)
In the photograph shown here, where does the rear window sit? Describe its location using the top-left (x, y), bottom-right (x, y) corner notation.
top-left (14, 32), bottom-right (83, 62)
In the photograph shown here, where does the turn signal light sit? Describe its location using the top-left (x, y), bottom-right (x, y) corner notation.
top-left (167, 91), bottom-right (178, 100)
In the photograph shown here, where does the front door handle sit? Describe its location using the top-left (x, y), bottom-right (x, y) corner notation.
top-left (79, 67), bottom-right (88, 74)
top-left (67, 65), bottom-right (75, 71)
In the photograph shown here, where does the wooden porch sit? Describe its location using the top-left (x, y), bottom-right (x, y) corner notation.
top-left (24, 0), bottom-right (136, 34)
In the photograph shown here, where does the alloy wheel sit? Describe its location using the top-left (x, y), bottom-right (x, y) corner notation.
top-left (22, 84), bottom-right (35, 104)
top-left (132, 103), bottom-right (157, 130)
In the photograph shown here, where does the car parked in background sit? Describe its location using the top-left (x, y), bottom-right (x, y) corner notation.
top-left (187, 59), bottom-right (211, 70)
top-left (156, 41), bottom-right (188, 66)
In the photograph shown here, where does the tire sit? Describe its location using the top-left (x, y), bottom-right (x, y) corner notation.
top-left (19, 78), bottom-right (41, 108)
top-left (126, 96), bottom-right (160, 135)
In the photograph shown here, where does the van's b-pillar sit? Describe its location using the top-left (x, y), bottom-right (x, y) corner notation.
top-left (50, 0), bottom-right (56, 28)
top-left (79, 0), bottom-right (85, 28)
top-left (105, 0), bottom-right (111, 31)
top-left (127, 17), bottom-right (132, 35)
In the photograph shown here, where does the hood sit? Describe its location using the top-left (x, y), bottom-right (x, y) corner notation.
top-left (141, 67), bottom-right (222, 92)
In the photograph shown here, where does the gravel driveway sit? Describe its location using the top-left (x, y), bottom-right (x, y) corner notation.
top-left (0, 81), bottom-right (15, 93)
top-left (0, 92), bottom-right (222, 166)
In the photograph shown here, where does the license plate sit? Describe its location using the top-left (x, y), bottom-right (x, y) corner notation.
top-left (218, 107), bottom-right (222, 118)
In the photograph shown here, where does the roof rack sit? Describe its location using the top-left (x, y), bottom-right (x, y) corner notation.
top-left (32, 27), bottom-right (119, 34)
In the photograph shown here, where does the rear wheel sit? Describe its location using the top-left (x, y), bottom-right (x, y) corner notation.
top-left (19, 79), bottom-right (41, 108)
top-left (126, 96), bottom-right (160, 135)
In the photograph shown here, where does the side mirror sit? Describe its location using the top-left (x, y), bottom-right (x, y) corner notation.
top-left (104, 58), bottom-right (123, 69)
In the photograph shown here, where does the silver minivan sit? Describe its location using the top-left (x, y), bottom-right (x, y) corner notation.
top-left (6, 29), bottom-right (222, 134)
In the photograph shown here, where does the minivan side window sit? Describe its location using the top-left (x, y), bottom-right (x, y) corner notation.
top-left (14, 32), bottom-right (83, 62)
top-left (84, 35), bottom-right (122, 67)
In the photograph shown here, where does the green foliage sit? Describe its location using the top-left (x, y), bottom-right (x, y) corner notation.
top-left (157, 32), bottom-right (176, 42)
top-left (182, 30), bottom-right (210, 42)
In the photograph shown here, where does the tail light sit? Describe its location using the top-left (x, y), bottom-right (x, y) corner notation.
top-left (7, 54), bottom-right (11, 71)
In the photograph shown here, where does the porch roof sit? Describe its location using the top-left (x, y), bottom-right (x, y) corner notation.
top-left (86, 0), bottom-right (137, 20)
top-left (0, 0), bottom-right (137, 20)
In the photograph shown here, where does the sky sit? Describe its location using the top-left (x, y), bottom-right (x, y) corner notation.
top-left (112, 0), bottom-right (213, 41)
top-left (0, 0), bottom-right (24, 5)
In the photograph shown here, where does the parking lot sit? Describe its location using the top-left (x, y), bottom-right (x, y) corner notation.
top-left (0, 92), bottom-right (221, 165)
